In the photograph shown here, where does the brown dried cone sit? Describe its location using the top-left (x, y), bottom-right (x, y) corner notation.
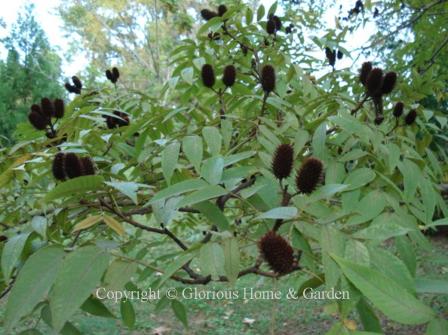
top-left (107, 111), bottom-right (130, 129)
top-left (106, 69), bottom-right (113, 82)
top-left (272, 15), bottom-right (282, 30)
top-left (52, 152), bottom-right (66, 181)
top-left (272, 144), bottom-right (294, 180)
top-left (218, 5), bottom-right (227, 16)
top-left (200, 9), bottom-right (218, 21)
top-left (337, 50), bottom-right (343, 59)
top-left (80, 157), bottom-right (95, 176)
top-left (64, 153), bottom-right (83, 179)
top-left (261, 65), bottom-right (276, 93)
top-left (366, 67), bottom-right (383, 96)
top-left (259, 231), bottom-right (294, 274)
top-left (381, 71), bottom-right (397, 95)
top-left (325, 47), bottom-right (336, 67)
top-left (405, 109), bottom-right (417, 125)
top-left (64, 83), bottom-right (80, 94)
top-left (296, 157), bottom-right (324, 194)
top-left (201, 64), bottom-right (215, 88)
top-left (72, 76), bottom-right (82, 89)
top-left (359, 62), bottom-right (372, 86)
top-left (393, 102), bottom-right (404, 118)
top-left (266, 18), bottom-right (276, 34)
top-left (222, 65), bottom-right (236, 87)
top-left (28, 106), bottom-right (49, 130)
top-left (54, 99), bottom-right (64, 118)
top-left (41, 98), bottom-right (55, 118)
top-left (112, 67), bottom-right (120, 82)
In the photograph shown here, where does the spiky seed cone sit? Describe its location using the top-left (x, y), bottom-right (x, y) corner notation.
top-left (31, 104), bottom-right (41, 114)
top-left (222, 65), bottom-right (236, 87)
top-left (80, 157), bottom-right (95, 176)
top-left (366, 67), bottom-right (383, 96)
top-left (106, 116), bottom-right (116, 129)
top-left (272, 15), bottom-right (282, 30)
top-left (325, 47), bottom-right (336, 67)
top-left (112, 67), bottom-right (120, 82)
top-left (261, 65), bottom-right (276, 93)
top-left (405, 109), bottom-right (417, 125)
top-left (64, 153), bottom-right (83, 179)
top-left (54, 99), bottom-right (64, 118)
top-left (41, 98), bottom-right (54, 118)
top-left (381, 71), bottom-right (397, 95)
top-left (259, 231), bottom-right (294, 274)
top-left (393, 102), bottom-right (404, 118)
top-left (28, 111), bottom-right (48, 130)
top-left (52, 152), bottom-right (66, 181)
top-left (218, 5), bottom-right (227, 16)
top-left (266, 19), bottom-right (276, 34)
top-left (114, 111), bottom-right (129, 127)
top-left (106, 69), bottom-right (113, 81)
top-left (71, 76), bottom-right (82, 89)
top-left (359, 61), bottom-right (372, 86)
top-left (337, 50), bottom-right (343, 59)
top-left (296, 157), bottom-right (323, 194)
top-left (201, 64), bottom-right (215, 88)
top-left (64, 82), bottom-right (74, 93)
top-left (200, 9), bottom-right (218, 21)
top-left (272, 144), bottom-right (294, 180)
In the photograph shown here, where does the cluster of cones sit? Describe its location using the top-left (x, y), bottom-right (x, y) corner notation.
top-left (52, 152), bottom-right (95, 181)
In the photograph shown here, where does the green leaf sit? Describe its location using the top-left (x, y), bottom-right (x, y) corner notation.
top-left (171, 300), bottom-right (188, 328)
top-left (321, 227), bottom-right (345, 290)
top-left (176, 185), bottom-right (227, 208)
top-left (192, 201), bottom-right (230, 231)
top-left (396, 236), bottom-right (417, 276)
top-left (356, 298), bottom-right (382, 333)
top-left (156, 251), bottom-right (197, 288)
top-left (81, 296), bottom-right (115, 318)
top-left (354, 214), bottom-right (414, 241)
top-left (297, 274), bottom-right (325, 297)
top-left (201, 156), bottom-right (224, 185)
top-left (199, 243), bottom-right (225, 279)
top-left (223, 238), bottom-right (240, 285)
top-left (104, 260), bottom-right (138, 291)
top-left (50, 245), bottom-right (110, 331)
top-left (1, 232), bottom-right (30, 282)
top-left (150, 179), bottom-right (208, 204)
top-left (294, 129), bottom-right (309, 155)
top-left (415, 278), bottom-right (448, 294)
top-left (120, 299), bottom-right (135, 329)
top-left (257, 4), bottom-right (265, 20)
top-left (31, 216), bottom-right (47, 239)
top-left (426, 318), bottom-right (448, 335)
top-left (312, 122), bottom-right (327, 160)
top-left (256, 206), bottom-right (298, 220)
top-left (332, 255), bottom-right (435, 325)
top-left (182, 135), bottom-right (203, 173)
top-left (5, 246), bottom-right (65, 331)
top-left (161, 142), bottom-right (180, 184)
top-left (344, 168), bottom-right (375, 191)
top-left (105, 181), bottom-right (139, 204)
top-left (202, 127), bottom-right (222, 156)
top-left (45, 175), bottom-right (104, 202)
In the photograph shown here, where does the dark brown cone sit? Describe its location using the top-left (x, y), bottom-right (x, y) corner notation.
top-left (107, 111), bottom-right (129, 129)
top-left (52, 152), bottom-right (66, 181)
top-left (393, 102), bottom-right (404, 118)
top-left (54, 99), bottom-right (64, 118)
top-left (325, 47), bottom-right (336, 67)
top-left (405, 109), bottom-right (417, 125)
top-left (28, 111), bottom-right (48, 130)
top-left (337, 50), bottom-right (343, 59)
top-left (272, 15), bottom-right (282, 30)
top-left (222, 65), bottom-right (236, 87)
top-left (106, 69), bottom-right (113, 81)
top-left (359, 62), bottom-right (372, 86)
top-left (218, 5), bottom-right (227, 16)
top-left (261, 65), bottom-right (276, 93)
top-left (41, 98), bottom-right (55, 118)
top-left (381, 71), bottom-right (397, 95)
top-left (201, 64), bottom-right (215, 88)
top-left (266, 19), bottom-right (276, 34)
top-left (272, 144), bottom-right (294, 180)
top-left (296, 157), bottom-right (323, 194)
top-left (80, 157), bottom-right (95, 176)
top-left (366, 67), bottom-right (383, 96)
top-left (259, 231), bottom-right (294, 274)
top-left (72, 76), bottom-right (82, 89)
top-left (112, 67), bottom-right (120, 82)
top-left (31, 104), bottom-right (41, 114)
top-left (201, 9), bottom-right (218, 21)
top-left (64, 153), bottom-right (83, 179)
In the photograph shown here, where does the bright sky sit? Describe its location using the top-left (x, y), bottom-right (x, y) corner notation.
top-left (0, 0), bottom-right (375, 76)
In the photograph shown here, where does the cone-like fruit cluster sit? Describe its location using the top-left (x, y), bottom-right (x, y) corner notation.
top-left (393, 102), bottom-right (404, 118)
top-left (52, 152), bottom-right (95, 181)
top-left (106, 111), bottom-right (130, 129)
top-left (272, 144), bottom-right (294, 180)
top-left (200, 4), bottom-right (227, 21)
top-left (325, 48), bottom-right (343, 67)
top-left (28, 98), bottom-right (65, 130)
top-left (222, 65), bottom-right (236, 87)
top-left (259, 231), bottom-right (294, 274)
top-left (266, 14), bottom-right (281, 34)
top-left (64, 76), bottom-right (82, 94)
top-left (405, 109), bottom-right (417, 125)
top-left (261, 65), bottom-right (276, 93)
top-left (295, 157), bottom-right (324, 194)
top-left (359, 62), bottom-right (397, 97)
top-left (201, 64), bottom-right (215, 88)
top-left (106, 67), bottom-right (120, 84)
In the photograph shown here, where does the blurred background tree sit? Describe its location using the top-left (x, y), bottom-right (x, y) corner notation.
top-left (0, 4), bottom-right (64, 144)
